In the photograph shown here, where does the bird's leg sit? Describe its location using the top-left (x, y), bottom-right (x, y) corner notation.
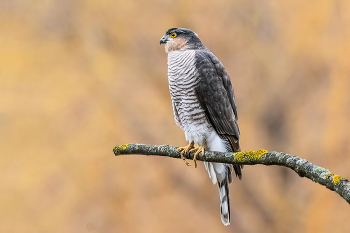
top-left (177, 141), bottom-right (195, 166)
top-left (190, 145), bottom-right (205, 168)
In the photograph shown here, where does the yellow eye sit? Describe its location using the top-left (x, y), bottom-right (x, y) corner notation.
top-left (170, 32), bottom-right (177, 38)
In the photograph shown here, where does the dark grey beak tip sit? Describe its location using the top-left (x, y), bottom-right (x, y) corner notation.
top-left (160, 37), bottom-right (167, 45)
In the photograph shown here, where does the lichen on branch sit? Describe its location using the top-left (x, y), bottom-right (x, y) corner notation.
top-left (113, 143), bottom-right (350, 204)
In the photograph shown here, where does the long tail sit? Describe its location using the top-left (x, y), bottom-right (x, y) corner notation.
top-left (204, 133), bottom-right (242, 226)
top-left (218, 172), bottom-right (231, 226)
top-left (204, 162), bottom-right (233, 226)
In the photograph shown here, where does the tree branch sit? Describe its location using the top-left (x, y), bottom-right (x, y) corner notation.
top-left (113, 143), bottom-right (350, 204)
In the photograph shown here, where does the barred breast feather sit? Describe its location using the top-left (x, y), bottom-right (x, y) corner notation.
top-left (168, 50), bottom-right (213, 146)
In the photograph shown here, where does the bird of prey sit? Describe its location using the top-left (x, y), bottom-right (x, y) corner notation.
top-left (160, 28), bottom-right (242, 226)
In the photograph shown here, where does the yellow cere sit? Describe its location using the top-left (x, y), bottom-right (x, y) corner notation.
top-left (233, 149), bottom-right (268, 162)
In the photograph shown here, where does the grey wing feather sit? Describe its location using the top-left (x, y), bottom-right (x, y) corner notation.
top-left (194, 50), bottom-right (242, 179)
top-left (208, 54), bottom-right (239, 121)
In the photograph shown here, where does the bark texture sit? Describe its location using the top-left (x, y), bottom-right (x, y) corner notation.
top-left (114, 143), bottom-right (350, 204)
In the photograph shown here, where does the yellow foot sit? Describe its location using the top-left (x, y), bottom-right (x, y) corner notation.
top-left (190, 145), bottom-right (205, 168)
top-left (177, 142), bottom-right (195, 166)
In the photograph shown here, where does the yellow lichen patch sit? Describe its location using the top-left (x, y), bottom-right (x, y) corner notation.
top-left (332, 175), bottom-right (348, 184)
top-left (113, 144), bottom-right (129, 155)
top-left (325, 173), bottom-right (334, 179)
top-left (234, 149), bottom-right (268, 162)
top-left (324, 173), bottom-right (348, 184)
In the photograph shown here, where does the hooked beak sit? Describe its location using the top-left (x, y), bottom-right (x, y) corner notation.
top-left (160, 36), bottom-right (167, 44)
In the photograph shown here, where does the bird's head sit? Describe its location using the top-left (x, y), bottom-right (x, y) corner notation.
top-left (160, 27), bottom-right (204, 53)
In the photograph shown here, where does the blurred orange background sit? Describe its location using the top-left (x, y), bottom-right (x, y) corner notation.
top-left (0, 0), bottom-right (349, 232)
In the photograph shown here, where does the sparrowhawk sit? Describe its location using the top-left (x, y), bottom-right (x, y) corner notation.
top-left (160, 27), bottom-right (242, 226)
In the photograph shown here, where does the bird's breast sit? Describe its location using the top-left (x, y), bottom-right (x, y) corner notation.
top-left (167, 50), bottom-right (212, 145)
